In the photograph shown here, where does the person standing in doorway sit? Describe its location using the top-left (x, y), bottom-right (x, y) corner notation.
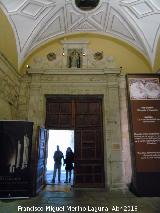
top-left (64, 147), bottom-right (74, 183)
top-left (52, 145), bottom-right (64, 183)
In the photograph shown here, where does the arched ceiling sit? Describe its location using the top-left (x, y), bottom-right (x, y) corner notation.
top-left (0, 8), bottom-right (18, 70)
top-left (0, 0), bottom-right (160, 68)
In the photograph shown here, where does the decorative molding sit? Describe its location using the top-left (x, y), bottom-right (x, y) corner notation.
top-left (29, 44), bottom-right (120, 70)
top-left (128, 1), bottom-right (155, 19)
top-left (92, 10), bottom-right (104, 25)
top-left (150, 0), bottom-right (160, 11)
top-left (107, 7), bottom-right (138, 43)
top-left (71, 19), bottom-right (99, 31)
top-left (20, 1), bottom-right (45, 19)
top-left (28, 68), bottom-right (121, 75)
top-left (119, 0), bottom-right (160, 66)
top-left (1, 0), bottom-right (160, 67)
top-left (35, 7), bottom-right (65, 42)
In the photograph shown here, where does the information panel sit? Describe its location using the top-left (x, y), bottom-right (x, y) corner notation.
top-left (0, 121), bottom-right (33, 198)
top-left (127, 74), bottom-right (160, 173)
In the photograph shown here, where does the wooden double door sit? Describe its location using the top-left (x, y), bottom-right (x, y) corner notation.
top-left (45, 95), bottom-right (104, 187)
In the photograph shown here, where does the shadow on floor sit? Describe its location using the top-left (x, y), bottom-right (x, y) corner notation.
top-left (45, 170), bottom-right (74, 192)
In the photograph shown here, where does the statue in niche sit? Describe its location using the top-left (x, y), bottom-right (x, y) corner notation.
top-left (68, 49), bottom-right (81, 68)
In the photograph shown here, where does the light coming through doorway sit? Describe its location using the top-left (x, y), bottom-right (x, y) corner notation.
top-left (46, 130), bottom-right (74, 184)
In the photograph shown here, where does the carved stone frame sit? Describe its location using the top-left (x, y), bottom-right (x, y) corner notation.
top-left (61, 40), bottom-right (89, 68)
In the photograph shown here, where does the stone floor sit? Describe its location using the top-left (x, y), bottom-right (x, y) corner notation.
top-left (46, 170), bottom-right (74, 185)
top-left (0, 188), bottom-right (160, 213)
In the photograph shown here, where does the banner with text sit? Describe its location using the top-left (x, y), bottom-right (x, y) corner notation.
top-left (0, 121), bottom-right (33, 198)
top-left (127, 74), bottom-right (160, 172)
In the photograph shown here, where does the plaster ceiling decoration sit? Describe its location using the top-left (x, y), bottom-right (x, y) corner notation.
top-left (151, 0), bottom-right (160, 10)
top-left (92, 11), bottom-right (105, 25)
top-left (120, 0), bottom-right (160, 62)
top-left (72, 20), bottom-right (98, 31)
top-left (107, 7), bottom-right (137, 43)
top-left (68, 11), bottom-right (83, 26)
top-left (35, 8), bottom-right (66, 41)
top-left (0, 0), bottom-right (160, 68)
top-left (21, 2), bottom-right (45, 19)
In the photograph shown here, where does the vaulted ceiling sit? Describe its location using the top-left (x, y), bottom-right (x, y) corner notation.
top-left (0, 0), bottom-right (160, 68)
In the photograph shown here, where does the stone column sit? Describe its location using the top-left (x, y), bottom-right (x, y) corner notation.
top-left (105, 75), bottom-right (124, 189)
top-left (17, 76), bottom-right (31, 120)
top-left (28, 76), bottom-right (44, 127)
top-left (26, 74), bottom-right (45, 150)
top-left (119, 75), bottom-right (132, 186)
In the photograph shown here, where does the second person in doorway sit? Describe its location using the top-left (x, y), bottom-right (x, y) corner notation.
top-left (64, 147), bottom-right (74, 183)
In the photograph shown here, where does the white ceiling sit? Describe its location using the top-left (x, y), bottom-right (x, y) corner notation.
top-left (1, 0), bottom-right (160, 67)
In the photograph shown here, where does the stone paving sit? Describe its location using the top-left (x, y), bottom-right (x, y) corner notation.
top-left (0, 188), bottom-right (160, 213)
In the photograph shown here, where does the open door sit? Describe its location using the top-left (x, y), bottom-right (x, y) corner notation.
top-left (45, 95), bottom-right (104, 188)
top-left (35, 127), bottom-right (48, 194)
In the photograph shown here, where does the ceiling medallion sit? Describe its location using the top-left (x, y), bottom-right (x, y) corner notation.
top-left (47, 52), bottom-right (56, 61)
top-left (94, 51), bottom-right (103, 60)
top-left (75, 0), bottom-right (100, 11)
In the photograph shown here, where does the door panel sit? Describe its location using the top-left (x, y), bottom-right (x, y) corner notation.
top-left (35, 127), bottom-right (48, 193)
top-left (45, 96), bottom-right (104, 187)
top-left (46, 99), bottom-right (73, 129)
top-left (75, 129), bottom-right (104, 187)
top-left (74, 99), bottom-right (104, 187)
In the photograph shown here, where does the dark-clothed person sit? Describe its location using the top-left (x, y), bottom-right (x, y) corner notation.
top-left (52, 145), bottom-right (64, 183)
top-left (64, 147), bottom-right (74, 183)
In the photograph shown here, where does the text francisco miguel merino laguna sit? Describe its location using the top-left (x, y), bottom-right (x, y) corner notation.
top-left (18, 205), bottom-right (110, 212)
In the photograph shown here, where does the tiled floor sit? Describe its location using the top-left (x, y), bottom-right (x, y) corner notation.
top-left (0, 171), bottom-right (160, 213)
top-left (0, 188), bottom-right (160, 213)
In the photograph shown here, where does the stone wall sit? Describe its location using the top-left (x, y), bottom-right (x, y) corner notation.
top-left (0, 53), bottom-right (20, 119)
top-left (17, 68), bottom-right (132, 190)
top-left (0, 51), bottom-right (133, 190)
